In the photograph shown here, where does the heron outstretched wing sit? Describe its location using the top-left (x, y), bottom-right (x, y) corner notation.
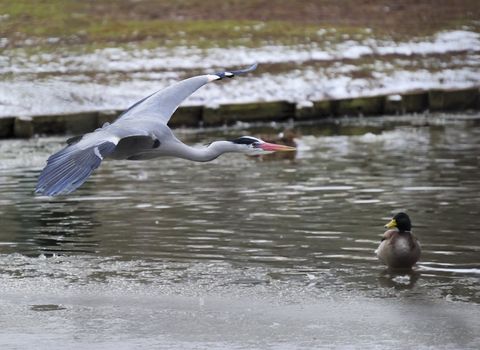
top-left (35, 119), bottom-right (166, 196)
top-left (116, 63), bottom-right (258, 125)
top-left (35, 133), bottom-right (118, 196)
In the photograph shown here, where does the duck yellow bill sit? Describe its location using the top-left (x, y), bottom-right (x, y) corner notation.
top-left (385, 219), bottom-right (397, 229)
top-left (259, 142), bottom-right (296, 152)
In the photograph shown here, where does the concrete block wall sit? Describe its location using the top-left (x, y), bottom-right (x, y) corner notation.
top-left (0, 87), bottom-right (478, 139)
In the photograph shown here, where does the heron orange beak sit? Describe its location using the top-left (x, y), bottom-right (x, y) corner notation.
top-left (258, 142), bottom-right (296, 152)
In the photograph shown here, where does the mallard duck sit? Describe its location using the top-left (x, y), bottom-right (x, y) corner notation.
top-left (375, 212), bottom-right (421, 269)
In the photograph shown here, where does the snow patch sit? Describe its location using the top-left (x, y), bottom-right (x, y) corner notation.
top-left (0, 30), bottom-right (479, 117)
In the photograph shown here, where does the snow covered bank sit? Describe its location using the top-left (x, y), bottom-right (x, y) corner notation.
top-left (0, 30), bottom-right (479, 118)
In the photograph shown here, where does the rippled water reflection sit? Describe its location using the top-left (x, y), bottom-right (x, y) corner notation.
top-left (1, 113), bottom-right (479, 348)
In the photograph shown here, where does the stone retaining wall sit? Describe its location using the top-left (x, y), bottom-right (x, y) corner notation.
top-left (1, 87), bottom-right (479, 139)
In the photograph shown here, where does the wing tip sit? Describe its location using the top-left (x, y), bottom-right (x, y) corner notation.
top-left (212, 63), bottom-right (258, 80)
top-left (244, 62), bottom-right (258, 73)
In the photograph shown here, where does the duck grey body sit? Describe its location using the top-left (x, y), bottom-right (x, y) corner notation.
top-left (376, 213), bottom-right (421, 269)
top-left (35, 64), bottom-right (296, 197)
top-left (376, 230), bottom-right (421, 268)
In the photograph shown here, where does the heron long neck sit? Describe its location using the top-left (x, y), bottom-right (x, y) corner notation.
top-left (172, 141), bottom-right (238, 162)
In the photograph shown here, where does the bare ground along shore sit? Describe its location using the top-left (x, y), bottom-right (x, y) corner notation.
top-left (1, 0), bottom-right (479, 49)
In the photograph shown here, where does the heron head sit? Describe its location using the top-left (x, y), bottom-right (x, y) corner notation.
top-left (230, 136), bottom-right (296, 155)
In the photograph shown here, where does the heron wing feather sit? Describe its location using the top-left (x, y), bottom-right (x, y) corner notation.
top-left (116, 75), bottom-right (211, 124)
top-left (116, 63), bottom-right (257, 125)
top-left (35, 141), bottom-right (116, 196)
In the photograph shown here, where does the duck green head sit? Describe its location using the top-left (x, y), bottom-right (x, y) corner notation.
top-left (385, 212), bottom-right (412, 232)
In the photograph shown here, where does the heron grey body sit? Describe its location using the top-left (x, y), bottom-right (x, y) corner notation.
top-left (35, 64), bottom-right (274, 196)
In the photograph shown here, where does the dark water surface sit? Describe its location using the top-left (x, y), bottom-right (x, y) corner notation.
top-left (0, 113), bottom-right (479, 349)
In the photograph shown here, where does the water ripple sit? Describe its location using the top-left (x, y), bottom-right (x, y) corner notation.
top-left (0, 116), bottom-right (480, 303)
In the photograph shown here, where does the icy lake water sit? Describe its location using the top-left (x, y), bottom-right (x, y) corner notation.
top-left (0, 113), bottom-right (479, 349)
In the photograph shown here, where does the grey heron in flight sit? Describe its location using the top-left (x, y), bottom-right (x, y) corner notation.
top-left (35, 64), bottom-right (295, 196)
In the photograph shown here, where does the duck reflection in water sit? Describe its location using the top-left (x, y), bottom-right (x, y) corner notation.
top-left (377, 269), bottom-right (420, 290)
